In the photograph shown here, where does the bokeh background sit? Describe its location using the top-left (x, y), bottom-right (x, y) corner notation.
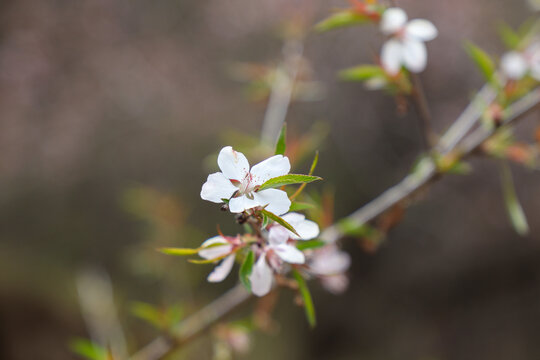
top-left (1, 0), bottom-right (540, 359)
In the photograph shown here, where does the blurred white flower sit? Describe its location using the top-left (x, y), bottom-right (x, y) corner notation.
top-left (380, 7), bottom-right (438, 75)
top-left (201, 146), bottom-right (291, 215)
top-left (500, 43), bottom-right (540, 81)
top-left (199, 236), bottom-right (236, 283)
top-left (309, 245), bottom-right (351, 294)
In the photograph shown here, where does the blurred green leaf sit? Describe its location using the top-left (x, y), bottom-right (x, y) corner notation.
top-left (296, 239), bottom-right (326, 251)
top-left (292, 269), bottom-right (316, 328)
top-left (258, 174), bottom-right (322, 191)
top-left (465, 42), bottom-right (496, 82)
top-left (338, 218), bottom-right (372, 237)
top-left (130, 302), bottom-right (163, 329)
top-left (339, 65), bottom-right (386, 82)
top-left (498, 23), bottom-right (521, 50)
top-left (289, 201), bottom-right (316, 211)
top-left (260, 209), bottom-right (299, 236)
top-left (275, 123), bottom-right (287, 155)
top-left (70, 338), bottom-right (107, 360)
top-left (315, 10), bottom-right (369, 32)
top-left (500, 161), bottom-right (529, 236)
top-left (239, 250), bottom-right (255, 291)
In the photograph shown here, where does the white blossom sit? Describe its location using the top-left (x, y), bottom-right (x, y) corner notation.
top-left (380, 7), bottom-right (438, 75)
top-left (247, 213), bottom-right (320, 297)
top-left (201, 146), bottom-right (291, 215)
top-left (309, 245), bottom-right (351, 294)
top-left (199, 236), bottom-right (236, 283)
top-left (500, 43), bottom-right (540, 81)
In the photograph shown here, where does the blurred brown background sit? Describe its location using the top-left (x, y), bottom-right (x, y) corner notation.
top-left (1, 0), bottom-right (540, 359)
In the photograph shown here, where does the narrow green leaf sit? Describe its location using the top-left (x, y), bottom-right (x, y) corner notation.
top-left (308, 151), bottom-right (319, 176)
top-left (339, 65), bottom-right (386, 82)
top-left (275, 123), bottom-right (287, 155)
top-left (338, 218), bottom-right (372, 237)
top-left (261, 212), bottom-right (270, 228)
top-left (260, 209), bottom-right (299, 236)
top-left (292, 269), bottom-right (316, 328)
top-left (296, 239), bottom-right (326, 251)
top-left (500, 161), bottom-right (529, 236)
top-left (159, 247), bottom-right (200, 256)
top-left (130, 302), bottom-right (163, 329)
top-left (239, 250), bottom-right (255, 291)
top-left (314, 10), bottom-right (369, 32)
top-left (289, 201), bottom-right (316, 211)
top-left (290, 151), bottom-right (320, 201)
top-left (498, 22), bottom-right (521, 50)
top-left (465, 42), bottom-right (496, 82)
top-left (69, 338), bottom-right (107, 360)
top-left (258, 174), bottom-right (322, 191)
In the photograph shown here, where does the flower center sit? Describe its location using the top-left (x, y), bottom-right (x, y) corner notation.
top-left (238, 173), bottom-right (256, 196)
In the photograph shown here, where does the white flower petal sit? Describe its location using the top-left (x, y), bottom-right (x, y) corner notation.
top-left (272, 244), bottom-right (305, 264)
top-left (310, 247), bottom-right (351, 275)
top-left (217, 146), bottom-right (250, 181)
top-left (250, 155), bottom-right (291, 186)
top-left (282, 212), bottom-right (319, 240)
top-left (201, 172), bottom-right (237, 203)
top-left (253, 189), bottom-right (291, 215)
top-left (380, 7), bottom-right (407, 35)
top-left (402, 39), bottom-right (427, 73)
top-left (268, 225), bottom-right (290, 246)
top-left (207, 254), bottom-right (236, 283)
top-left (381, 39), bottom-right (404, 75)
top-left (249, 254), bottom-right (273, 297)
top-left (321, 274), bottom-right (349, 295)
top-left (501, 52), bottom-right (528, 80)
top-left (294, 219), bottom-right (320, 240)
top-left (199, 236), bottom-right (233, 260)
top-left (405, 19), bottom-right (438, 41)
top-left (228, 194), bottom-right (260, 213)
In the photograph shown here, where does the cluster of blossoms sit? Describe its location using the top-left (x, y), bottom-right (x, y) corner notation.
top-left (500, 42), bottom-right (540, 81)
top-left (196, 146), bottom-right (350, 297)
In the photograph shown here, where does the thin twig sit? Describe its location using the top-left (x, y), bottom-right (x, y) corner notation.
top-left (410, 74), bottom-right (436, 148)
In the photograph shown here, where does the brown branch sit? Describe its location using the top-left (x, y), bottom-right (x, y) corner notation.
top-left (130, 88), bottom-right (540, 360)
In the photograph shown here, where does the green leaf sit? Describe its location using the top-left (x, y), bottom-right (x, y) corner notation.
top-left (498, 22), bottom-right (521, 50)
top-left (338, 218), bottom-right (372, 237)
top-left (69, 338), bottom-right (107, 360)
top-left (130, 302), bottom-right (163, 329)
top-left (314, 10), bottom-right (370, 32)
top-left (275, 123), bottom-right (287, 155)
top-left (159, 247), bottom-right (200, 256)
top-left (239, 250), bottom-right (255, 291)
top-left (289, 201), bottom-right (316, 211)
top-left (500, 161), bottom-right (529, 236)
top-left (308, 151), bottom-right (319, 175)
top-left (261, 212), bottom-right (270, 228)
top-left (465, 42), bottom-right (496, 82)
top-left (296, 239), bottom-right (326, 251)
top-left (292, 269), bottom-right (316, 328)
top-left (339, 65), bottom-right (386, 82)
top-left (260, 209), bottom-right (299, 236)
top-left (258, 174), bottom-right (322, 191)
top-left (159, 241), bottom-right (229, 256)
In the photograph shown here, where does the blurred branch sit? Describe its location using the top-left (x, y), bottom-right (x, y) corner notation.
top-left (320, 88), bottom-right (540, 243)
top-left (260, 39), bottom-right (304, 146)
top-left (410, 74), bottom-right (436, 148)
top-left (131, 88), bottom-right (540, 360)
top-left (131, 284), bottom-right (250, 360)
